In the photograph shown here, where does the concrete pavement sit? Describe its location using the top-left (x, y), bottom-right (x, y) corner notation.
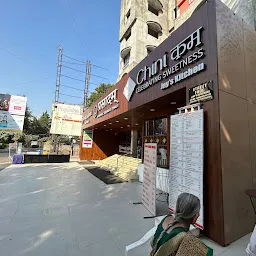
top-left (0, 163), bottom-right (252, 255)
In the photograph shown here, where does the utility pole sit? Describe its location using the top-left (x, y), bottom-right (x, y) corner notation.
top-left (55, 47), bottom-right (63, 103)
top-left (84, 60), bottom-right (91, 111)
top-left (53, 47), bottom-right (63, 153)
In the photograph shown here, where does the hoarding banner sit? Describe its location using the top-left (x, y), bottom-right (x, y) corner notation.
top-left (54, 103), bottom-right (82, 116)
top-left (50, 104), bottom-right (83, 136)
top-left (0, 111), bottom-right (25, 132)
top-left (8, 95), bottom-right (27, 116)
top-left (0, 94), bottom-right (11, 111)
top-left (142, 143), bottom-right (157, 216)
top-left (169, 109), bottom-right (204, 229)
top-left (82, 130), bottom-right (93, 148)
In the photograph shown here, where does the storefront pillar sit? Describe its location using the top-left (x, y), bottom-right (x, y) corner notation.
top-left (131, 129), bottom-right (138, 155)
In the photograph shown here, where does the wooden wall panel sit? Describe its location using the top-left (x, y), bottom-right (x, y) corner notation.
top-left (219, 91), bottom-right (254, 244)
top-left (216, 0), bottom-right (256, 245)
top-left (80, 130), bottom-right (120, 160)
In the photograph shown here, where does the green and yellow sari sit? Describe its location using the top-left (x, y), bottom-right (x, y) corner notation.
top-left (151, 217), bottom-right (213, 256)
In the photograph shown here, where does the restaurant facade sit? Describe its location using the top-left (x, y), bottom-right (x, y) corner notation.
top-left (80, 0), bottom-right (256, 246)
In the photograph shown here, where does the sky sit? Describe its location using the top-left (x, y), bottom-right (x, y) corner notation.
top-left (0, 0), bottom-right (121, 117)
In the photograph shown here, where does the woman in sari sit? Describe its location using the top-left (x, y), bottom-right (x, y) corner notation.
top-left (150, 193), bottom-right (213, 256)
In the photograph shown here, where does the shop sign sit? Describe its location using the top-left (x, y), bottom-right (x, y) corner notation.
top-left (127, 27), bottom-right (206, 100)
top-left (83, 111), bottom-right (92, 124)
top-left (189, 81), bottom-right (214, 104)
top-left (93, 89), bottom-right (119, 119)
top-left (82, 130), bottom-right (93, 148)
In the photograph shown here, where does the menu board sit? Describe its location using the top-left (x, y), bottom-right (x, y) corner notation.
top-left (142, 143), bottom-right (157, 216)
top-left (169, 110), bottom-right (204, 229)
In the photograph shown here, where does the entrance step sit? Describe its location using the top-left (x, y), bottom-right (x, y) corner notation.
top-left (97, 154), bottom-right (142, 182)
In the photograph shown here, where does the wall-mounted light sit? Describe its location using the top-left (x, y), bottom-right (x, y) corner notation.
top-left (124, 117), bottom-right (128, 120)
top-left (150, 109), bottom-right (155, 112)
top-left (116, 121), bottom-right (119, 123)
top-left (109, 123), bottom-right (112, 125)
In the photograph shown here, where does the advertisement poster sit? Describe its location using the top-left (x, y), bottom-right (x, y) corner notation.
top-left (82, 130), bottom-right (93, 148)
top-left (169, 110), bottom-right (204, 229)
top-left (0, 111), bottom-right (25, 132)
top-left (0, 94), bottom-right (11, 111)
top-left (142, 143), bottom-right (157, 216)
top-left (8, 95), bottom-right (27, 116)
top-left (50, 104), bottom-right (83, 136)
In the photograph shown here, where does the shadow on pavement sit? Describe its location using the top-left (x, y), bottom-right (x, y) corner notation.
top-left (0, 163), bottom-right (11, 172)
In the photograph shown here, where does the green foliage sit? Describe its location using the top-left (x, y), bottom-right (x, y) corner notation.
top-left (0, 143), bottom-right (6, 149)
top-left (0, 107), bottom-right (51, 148)
top-left (87, 83), bottom-right (114, 107)
top-left (24, 108), bottom-right (50, 136)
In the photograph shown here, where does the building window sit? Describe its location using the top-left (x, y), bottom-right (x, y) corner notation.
top-left (148, 4), bottom-right (159, 16)
top-left (123, 52), bottom-right (130, 67)
top-left (148, 27), bottom-right (159, 39)
top-left (146, 45), bottom-right (156, 55)
top-left (125, 30), bottom-right (131, 41)
top-left (147, 21), bottom-right (162, 39)
top-left (174, 7), bottom-right (180, 19)
top-left (144, 117), bottom-right (168, 168)
top-left (125, 9), bottom-right (130, 23)
top-left (145, 117), bottom-right (167, 136)
top-left (148, 0), bottom-right (163, 16)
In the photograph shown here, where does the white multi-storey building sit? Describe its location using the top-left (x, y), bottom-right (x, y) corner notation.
top-left (117, 0), bottom-right (256, 81)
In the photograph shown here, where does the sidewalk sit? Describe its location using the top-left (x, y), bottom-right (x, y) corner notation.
top-left (0, 162), bottom-right (251, 255)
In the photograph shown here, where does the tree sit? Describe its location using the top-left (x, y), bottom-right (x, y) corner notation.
top-left (38, 111), bottom-right (50, 135)
top-left (24, 107), bottom-right (50, 136)
top-left (87, 83), bottom-right (114, 107)
top-left (23, 106), bottom-right (33, 134)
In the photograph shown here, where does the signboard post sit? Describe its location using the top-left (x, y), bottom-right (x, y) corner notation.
top-left (82, 130), bottom-right (93, 148)
top-left (9, 143), bottom-right (17, 162)
top-left (169, 105), bottom-right (204, 229)
top-left (50, 103), bottom-right (83, 136)
top-left (142, 143), bottom-right (157, 216)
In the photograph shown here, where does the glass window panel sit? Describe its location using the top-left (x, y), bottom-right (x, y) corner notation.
top-left (146, 120), bottom-right (154, 136)
top-left (154, 118), bottom-right (167, 135)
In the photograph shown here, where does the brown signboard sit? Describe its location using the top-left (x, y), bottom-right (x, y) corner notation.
top-left (82, 75), bottom-right (129, 129)
top-left (189, 81), bottom-right (214, 104)
top-left (128, 2), bottom-right (217, 110)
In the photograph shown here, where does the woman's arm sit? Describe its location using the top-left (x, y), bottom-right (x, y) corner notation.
top-left (150, 237), bottom-right (154, 248)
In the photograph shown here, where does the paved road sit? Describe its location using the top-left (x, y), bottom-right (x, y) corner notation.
top-left (0, 162), bottom-right (154, 256)
top-left (0, 152), bottom-right (9, 163)
top-left (0, 163), bottom-right (249, 256)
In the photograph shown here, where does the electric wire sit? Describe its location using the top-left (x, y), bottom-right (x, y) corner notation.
top-left (61, 75), bottom-right (85, 83)
top-left (62, 65), bottom-right (108, 80)
top-left (59, 93), bottom-right (83, 99)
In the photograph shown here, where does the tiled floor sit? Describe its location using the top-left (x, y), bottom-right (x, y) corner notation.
top-left (0, 163), bottom-right (251, 255)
